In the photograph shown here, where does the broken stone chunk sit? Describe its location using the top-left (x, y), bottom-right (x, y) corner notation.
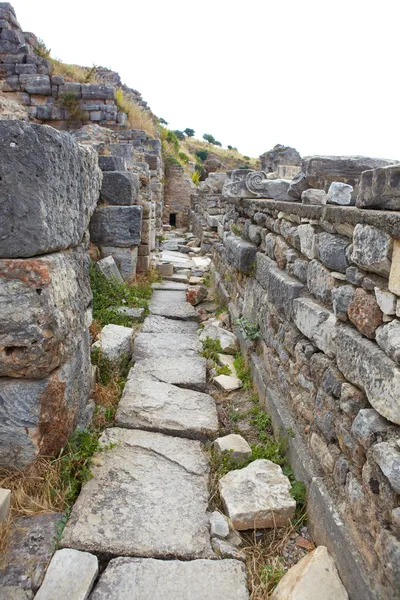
top-left (214, 374), bottom-right (242, 392)
top-left (347, 288), bottom-right (383, 339)
top-left (209, 511), bottom-right (230, 538)
top-left (92, 324), bottom-right (132, 362)
top-left (328, 182), bottom-right (354, 205)
top-left (200, 325), bottom-right (238, 354)
top-left (214, 434), bottom-right (252, 463)
top-left (301, 188), bottom-right (327, 205)
top-left (95, 255), bottom-right (124, 284)
top-left (186, 285), bottom-right (208, 306)
top-left (35, 548), bottom-right (98, 600)
top-left (351, 224), bottom-right (392, 277)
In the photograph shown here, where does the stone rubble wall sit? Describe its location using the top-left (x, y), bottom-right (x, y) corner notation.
top-left (190, 166), bottom-right (400, 599)
top-left (0, 119), bottom-right (102, 468)
top-left (163, 163), bottom-right (194, 229)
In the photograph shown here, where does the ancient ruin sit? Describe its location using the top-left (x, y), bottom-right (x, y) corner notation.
top-left (1, 2), bottom-right (400, 599)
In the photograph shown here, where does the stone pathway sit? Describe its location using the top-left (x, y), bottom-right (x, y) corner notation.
top-left (59, 261), bottom-right (250, 598)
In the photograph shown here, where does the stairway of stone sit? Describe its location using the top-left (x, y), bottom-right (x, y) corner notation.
top-left (52, 243), bottom-right (250, 599)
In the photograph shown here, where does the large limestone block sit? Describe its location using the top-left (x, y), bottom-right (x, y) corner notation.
top-left (93, 324), bottom-right (132, 362)
top-left (133, 332), bottom-right (200, 361)
top-left (128, 356), bottom-right (207, 392)
top-left (222, 169), bottom-right (291, 200)
top-left (357, 163), bottom-right (400, 210)
top-left (0, 246), bottom-right (91, 378)
top-left (0, 121), bottom-right (101, 257)
top-left (336, 326), bottom-right (400, 424)
top-left (225, 235), bottom-right (257, 274)
top-left (141, 315), bottom-right (198, 335)
top-left (89, 205), bottom-right (143, 247)
top-left (116, 375), bottom-right (218, 439)
top-left (94, 255), bottom-right (124, 284)
top-left (255, 254), bottom-right (304, 318)
top-left (61, 429), bottom-right (213, 559)
top-left (100, 246), bottom-right (138, 282)
top-left (271, 546), bottom-right (348, 600)
top-left (35, 548), bottom-right (98, 600)
top-left (0, 330), bottom-right (92, 467)
top-left (199, 325), bottom-right (238, 354)
top-left (90, 557), bottom-right (249, 600)
top-left (293, 298), bottom-right (339, 358)
top-left (351, 224), bottom-right (392, 277)
top-left (219, 459), bottom-right (296, 530)
top-left (307, 259), bottom-right (336, 302)
top-left (100, 171), bottom-right (139, 205)
top-left (150, 300), bottom-right (199, 321)
top-left (315, 232), bottom-right (350, 273)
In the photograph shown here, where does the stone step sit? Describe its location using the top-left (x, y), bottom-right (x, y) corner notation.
top-left (163, 274), bottom-right (190, 283)
top-left (89, 557), bottom-right (249, 600)
top-left (141, 315), bottom-right (198, 335)
top-left (161, 250), bottom-right (194, 269)
top-left (127, 356), bottom-right (207, 392)
top-left (115, 375), bottom-right (218, 440)
top-left (61, 428), bottom-right (213, 560)
top-left (133, 333), bottom-right (201, 361)
top-left (150, 300), bottom-right (199, 321)
top-left (152, 282), bottom-right (188, 291)
top-left (151, 289), bottom-right (187, 304)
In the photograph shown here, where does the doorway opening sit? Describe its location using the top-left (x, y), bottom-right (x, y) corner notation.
top-left (169, 213), bottom-right (176, 227)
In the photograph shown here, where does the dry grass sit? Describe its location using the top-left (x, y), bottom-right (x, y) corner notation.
top-left (182, 138), bottom-right (259, 171)
top-left (115, 88), bottom-right (157, 137)
top-left (50, 59), bottom-right (100, 84)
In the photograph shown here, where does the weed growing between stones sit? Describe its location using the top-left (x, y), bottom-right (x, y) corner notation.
top-left (236, 317), bottom-right (262, 341)
top-left (115, 87), bottom-right (157, 136)
top-left (58, 92), bottom-right (89, 124)
top-left (216, 364), bottom-right (232, 376)
top-left (233, 353), bottom-right (252, 389)
top-left (201, 337), bottom-right (223, 361)
top-left (91, 349), bottom-right (131, 428)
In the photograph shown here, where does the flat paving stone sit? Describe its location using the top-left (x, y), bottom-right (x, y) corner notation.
top-left (35, 548), bottom-right (98, 600)
top-left (152, 282), bottom-right (188, 291)
top-left (90, 557), bottom-right (249, 600)
top-left (62, 429), bottom-right (212, 560)
top-left (115, 375), bottom-right (218, 439)
top-left (164, 274), bottom-right (190, 283)
top-left (150, 301), bottom-right (199, 321)
top-left (151, 289), bottom-right (187, 304)
top-left (128, 356), bottom-right (207, 391)
top-left (141, 315), bottom-right (198, 335)
top-left (133, 333), bottom-right (201, 361)
top-left (161, 250), bottom-right (194, 269)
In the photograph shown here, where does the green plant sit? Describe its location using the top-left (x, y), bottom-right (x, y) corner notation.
top-left (114, 88), bottom-right (156, 136)
top-left (215, 304), bottom-right (227, 317)
top-left (260, 564), bottom-right (285, 588)
top-left (173, 130), bottom-right (185, 141)
top-left (233, 353), bottom-right (252, 389)
top-left (231, 224), bottom-right (241, 236)
top-left (178, 151), bottom-right (189, 163)
top-left (236, 317), bottom-right (262, 341)
top-left (159, 117), bottom-right (168, 125)
top-left (201, 337), bottom-right (223, 361)
top-left (192, 170), bottom-right (201, 185)
top-left (59, 92), bottom-right (88, 124)
top-left (202, 273), bottom-right (211, 288)
top-left (203, 133), bottom-right (216, 144)
top-left (184, 128), bottom-right (195, 137)
top-left (195, 149), bottom-right (208, 161)
top-left (34, 38), bottom-right (51, 58)
top-left (216, 364), bottom-right (232, 376)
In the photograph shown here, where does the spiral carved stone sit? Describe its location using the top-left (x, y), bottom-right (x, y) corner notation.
top-left (245, 171), bottom-right (269, 194)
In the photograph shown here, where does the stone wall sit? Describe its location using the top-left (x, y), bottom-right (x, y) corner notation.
top-left (163, 163), bottom-right (193, 229)
top-left (0, 120), bottom-right (101, 468)
top-left (190, 164), bottom-right (400, 599)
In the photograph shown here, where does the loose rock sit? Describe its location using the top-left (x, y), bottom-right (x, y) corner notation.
top-left (214, 434), bottom-right (252, 462)
top-left (35, 548), bottom-right (98, 600)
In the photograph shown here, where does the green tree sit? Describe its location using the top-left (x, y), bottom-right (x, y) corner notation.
top-left (173, 130), bottom-right (185, 141)
top-left (214, 141), bottom-right (222, 147)
top-left (203, 133), bottom-right (216, 144)
top-left (195, 149), bottom-right (208, 161)
top-left (184, 128), bottom-right (195, 137)
top-left (159, 117), bottom-right (168, 125)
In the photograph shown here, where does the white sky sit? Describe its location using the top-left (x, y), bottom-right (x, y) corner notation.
top-left (11, 0), bottom-right (400, 160)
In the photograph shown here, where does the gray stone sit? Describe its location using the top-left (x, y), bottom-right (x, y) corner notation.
top-left (92, 324), bottom-right (132, 362)
top-left (133, 333), bottom-right (200, 361)
top-left (225, 236), bottom-right (257, 274)
top-left (297, 223), bottom-right (317, 259)
top-left (301, 188), bottom-right (328, 205)
top-left (375, 528), bottom-right (400, 591)
top-left (0, 331), bottom-right (92, 467)
top-left (315, 232), bottom-right (350, 273)
top-left (214, 434), bottom-right (252, 462)
top-left (141, 315), bottom-right (198, 335)
top-left (97, 156), bottom-right (127, 172)
top-left (0, 587), bottom-right (32, 599)
top-left (95, 255), bottom-right (124, 284)
top-left (35, 549), bottom-right (98, 600)
top-left (214, 374), bottom-right (242, 391)
top-left (90, 206), bottom-right (143, 247)
top-left (116, 375), bottom-right (218, 439)
top-left (307, 259), bottom-right (335, 302)
top-left (255, 253), bottom-right (303, 318)
top-left (374, 288), bottom-right (397, 315)
top-left (128, 356), bottom-right (207, 392)
top-left (288, 171), bottom-right (309, 199)
top-left (351, 224), bottom-right (393, 276)
top-left (115, 306), bottom-right (144, 321)
top-left (271, 546), bottom-right (349, 600)
top-left (293, 298), bottom-right (338, 358)
top-left (293, 258), bottom-right (309, 283)
top-left (62, 428), bottom-right (212, 559)
top-left (0, 513), bottom-right (63, 592)
top-left (372, 442), bottom-right (400, 493)
top-left (336, 326), bottom-right (400, 425)
top-left (376, 320), bottom-right (400, 364)
top-left (222, 169), bottom-right (291, 200)
top-left (152, 281), bottom-right (188, 291)
top-left (150, 300), bottom-right (198, 321)
top-left (211, 538), bottom-right (246, 561)
top-left (351, 409), bottom-right (391, 450)
top-left (99, 246), bottom-right (138, 282)
top-left (219, 459), bottom-right (296, 530)
top-left (328, 182), bottom-right (354, 205)
top-left (100, 171), bottom-right (139, 205)
top-left (332, 285), bottom-right (355, 321)
top-left (0, 246), bottom-right (91, 378)
top-left (0, 121), bottom-right (101, 257)
top-left (81, 83), bottom-right (114, 99)
top-left (209, 511), bottom-right (230, 538)
top-left (0, 487), bottom-right (11, 523)
top-left (199, 325), bottom-right (238, 354)
top-left (19, 74), bottom-right (51, 95)
top-left (346, 265), bottom-right (365, 285)
top-left (89, 557), bottom-right (249, 600)
top-left (357, 164), bottom-right (400, 210)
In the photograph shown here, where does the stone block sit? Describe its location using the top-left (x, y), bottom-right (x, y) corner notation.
top-left (332, 285), bottom-right (355, 321)
top-left (0, 488), bottom-right (11, 522)
top-left (287, 171), bottom-right (309, 199)
top-left (389, 239), bottom-right (400, 295)
top-left (214, 434), bottom-right (252, 462)
top-left (137, 255), bottom-right (150, 272)
top-left (95, 255), bottom-right (124, 284)
top-left (222, 170), bottom-right (291, 200)
top-left (351, 409), bottom-right (391, 450)
top-left (328, 181), bottom-right (354, 205)
top-left (376, 320), bottom-right (400, 364)
top-left (0, 330), bottom-right (92, 467)
top-left (293, 298), bottom-right (338, 358)
top-left (315, 232), bottom-right (350, 273)
top-left (35, 548), bottom-right (98, 600)
top-left (336, 326), bottom-right (400, 424)
top-left (0, 121), bottom-right (101, 257)
top-left (19, 74), bottom-right (51, 95)
top-left (100, 246), bottom-right (138, 281)
top-left (97, 156), bottom-right (127, 172)
top-left (209, 511), bottom-right (230, 538)
top-left (374, 528), bottom-right (400, 592)
top-left (372, 442), bottom-right (400, 493)
top-left (347, 288), bottom-right (383, 339)
top-left (307, 259), bottom-right (335, 302)
top-left (90, 206), bottom-right (143, 247)
top-left (256, 255), bottom-right (304, 318)
top-left (0, 246), bottom-right (92, 378)
top-left (81, 83), bottom-right (114, 99)
top-left (157, 263), bottom-right (174, 277)
top-left (375, 287), bottom-right (397, 315)
top-left (357, 164), bottom-right (400, 210)
top-left (351, 224), bottom-right (392, 277)
top-left (92, 324), bottom-right (132, 362)
top-left (301, 188), bottom-right (327, 205)
top-left (200, 325), bottom-right (238, 354)
top-left (225, 236), bottom-right (257, 274)
top-left (100, 171), bottom-right (139, 205)
top-left (298, 223), bottom-right (318, 259)
top-left (15, 64), bottom-right (36, 74)
top-left (59, 82), bottom-right (82, 97)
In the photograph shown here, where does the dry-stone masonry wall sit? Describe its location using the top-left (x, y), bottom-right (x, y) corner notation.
top-left (191, 160), bottom-right (400, 600)
top-left (163, 163), bottom-right (193, 228)
top-left (0, 119), bottom-right (102, 468)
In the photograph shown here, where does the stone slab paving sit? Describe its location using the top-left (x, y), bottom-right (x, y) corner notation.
top-left (151, 289), bottom-right (187, 304)
top-left (150, 301), bottom-right (199, 321)
top-left (35, 548), bottom-right (98, 600)
top-left (161, 250), bottom-right (194, 268)
top-left (141, 315), bottom-right (198, 335)
top-left (62, 428), bottom-right (213, 559)
top-left (89, 557), bottom-right (249, 600)
top-left (152, 281), bottom-right (188, 291)
top-left (133, 332), bottom-right (201, 361)
top-left (128, 356), bottom-right (207, 391)
top-left (115, 375), bottom-right (218, 439)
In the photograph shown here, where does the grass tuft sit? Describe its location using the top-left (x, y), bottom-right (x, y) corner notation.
top-left (115, 88), bottom-right (156, 136)
top-left (201, 337), bottom-right (223, 361)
